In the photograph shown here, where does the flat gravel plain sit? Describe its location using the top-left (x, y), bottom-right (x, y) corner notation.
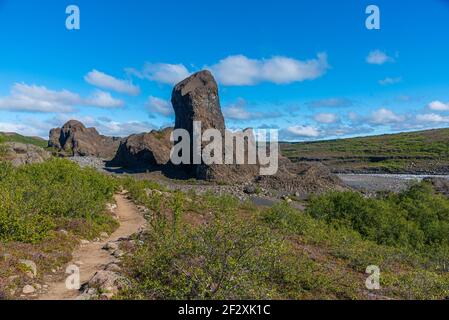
top-left (338, 174), bottom-right (449, 193)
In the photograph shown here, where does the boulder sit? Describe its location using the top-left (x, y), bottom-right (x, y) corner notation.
top-left (48, 120), bottom-right (122, 159)
top-left (22, 285), bottom-right (35, 294)
top-left (110, 128), bottom-right (173, 168)
top-left (1, 142), bottom-right (50, 166)
top-left (85, 270), bottom-right (129, 295)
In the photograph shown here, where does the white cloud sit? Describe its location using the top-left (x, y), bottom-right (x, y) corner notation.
top-left (379, 77), bottom-right (402, 85)
top-left (366, 50), bottom-right (394, 65)
top-left (314, 113), bottom-right (338, 124)
top-left (0, 83), bottom-right (80, 113)
top-left (127, 63), bottom-right (191, 85)
top-left (84, 70), bottom-right (140, 95)
top-left (208, 53), bottom-right (329, 86)
top-left (369, 108), bottom-right (405, 125)
top-left (128, 53), bottom-right (328, 87)
top-left (0, 122), bottom-right (43, 137)
top-left (0, 83), bottom-right (124, 113)
top-left (208, 55), bottom-right (259, 86)
top-left (85, 90), bottom-right (124, 108)
top-left (286, 125), bottom-right (320, 138)
top-left (97, 120), bottom-right (155, 137)
top-left (428, 100), bottom-right (449, 111)
top-left (146, 96), bottom-right (173, 116)
top-left (46, 114), bottom-right (97, 128)
top-left (416, 113), bottom-right (449, 123)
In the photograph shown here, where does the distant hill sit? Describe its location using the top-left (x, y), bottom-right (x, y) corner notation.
top-left (281, 128), bottom-right (449, 174)
top-left (0, 132), bottom-right (48, 148)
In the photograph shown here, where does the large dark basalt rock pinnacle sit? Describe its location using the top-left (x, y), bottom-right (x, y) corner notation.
top-left (171, 71), bottom-right (259, 182)
top-left (172, 70), bottom-right (225, 135)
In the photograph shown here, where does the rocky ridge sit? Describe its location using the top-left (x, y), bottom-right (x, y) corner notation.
top-left (49, 120), bottom-right (122, 159)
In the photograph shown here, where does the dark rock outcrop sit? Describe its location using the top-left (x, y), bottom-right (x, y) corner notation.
top-left (48, 120), bottom-right (122, 159)
top-left (172, 70), bottom-right (225, 136)
top-left (171, 70), bottom-right (259, 182)
top-left (110, 128), bottom-right (173, 168)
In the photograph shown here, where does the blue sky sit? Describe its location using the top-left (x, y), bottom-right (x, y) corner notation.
top-left (1, 0), bottom-right (449, 140)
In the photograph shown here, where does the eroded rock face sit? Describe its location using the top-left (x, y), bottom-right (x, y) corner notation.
top-left (1, 142), bottom-right (51, 166)
top-left (171, 71), bottom-right (259, 182)
top-left (111, 128), bottom-right (173, 168)
top-left (172, 70), bottom-right (225, 135)
top-left (48, 120), bottom-right (122, 159)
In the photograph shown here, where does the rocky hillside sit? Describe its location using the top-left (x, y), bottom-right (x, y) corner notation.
top-left (281, 128), bottom-right (449, 174)
top-left (49, 120), bottom-right (123, 159)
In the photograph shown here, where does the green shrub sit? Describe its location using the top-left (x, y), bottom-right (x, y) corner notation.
top-left (121, 205), bottom-right (281, 299)
top-left (0, 158), bottom-right (118, 243)
top-left (306, 183), bottom-right (449, 250)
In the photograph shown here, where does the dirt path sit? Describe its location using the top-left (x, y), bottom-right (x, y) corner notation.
top-left (38, 194), bottom-right (146, 300)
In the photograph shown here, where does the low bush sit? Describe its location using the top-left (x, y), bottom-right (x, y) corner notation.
top-left (306, 182), bottom-right (449, 250)
top-left (0, 158), bottom-right (118, 243)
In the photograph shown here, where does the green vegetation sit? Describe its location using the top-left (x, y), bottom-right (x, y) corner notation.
top-left (281, 128), bottom-right (449, 173)
top-left (2, 154), bottom-right (449, 299)
top-left (118, 179), bottom-right (449, 300)
top-left (0, 132), bottom-right (47, 148)
top-left (0, 158), bottom-right (118, 243)
top-left (0, 136), bottom-right (6, 158)
top-left (307, 183), bottom-right (449, 250)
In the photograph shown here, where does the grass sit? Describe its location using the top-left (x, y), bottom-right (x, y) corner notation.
top-left (0, 137), bottom-right (6, 158)
top-left (0, 132), bottom-right (47, 148)
top-left (281, 128), bottom-right (449, 173)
